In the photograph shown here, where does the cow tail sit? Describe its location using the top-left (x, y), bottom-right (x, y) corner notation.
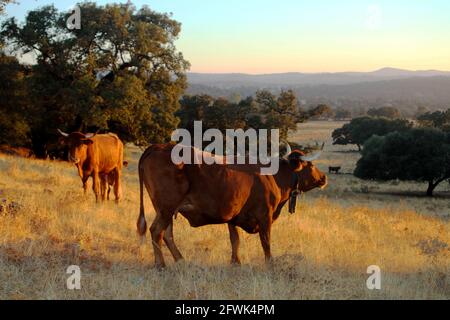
top-left (137, 159), bottom-right (148, 243)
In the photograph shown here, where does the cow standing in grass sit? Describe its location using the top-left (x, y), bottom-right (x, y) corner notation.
top-left (137, 144), bottom-right (328, 268)
top-left (58, 130), bottom-right (125, 203)
top-left (329, 166), bottom-right (342, 174)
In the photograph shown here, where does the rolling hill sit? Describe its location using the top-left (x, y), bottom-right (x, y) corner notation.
top-left (186, 68), bottom-right (450, 108)
top-left (188, 68), bottom-right (450, 88)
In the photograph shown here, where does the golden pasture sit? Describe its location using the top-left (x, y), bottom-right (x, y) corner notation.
top-left (0, 121), bottom-right (448, 299)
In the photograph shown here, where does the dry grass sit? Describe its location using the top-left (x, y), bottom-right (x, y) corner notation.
top-left (0, 122), bottom-right (449, 300)
top-left (292, 121), bottom-right (450, 218)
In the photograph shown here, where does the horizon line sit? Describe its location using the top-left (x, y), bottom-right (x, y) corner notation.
top-left (187, 67), bottom-right (450, 76)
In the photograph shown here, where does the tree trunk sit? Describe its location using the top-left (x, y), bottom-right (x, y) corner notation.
top-left (31, 136), bottom-right (48, 159)
top-left (426, 181), bottom-right (436, 197)
top-left (426, 177), bottom-right (449, 197)
top-left (32, 145), bottom-right (48, 159)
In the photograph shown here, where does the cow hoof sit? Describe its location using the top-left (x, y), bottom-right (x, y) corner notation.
top-left (231, 259), bottom-right (241, 266)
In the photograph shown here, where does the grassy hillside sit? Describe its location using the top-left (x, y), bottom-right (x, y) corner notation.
top-left (0, 122), bottom-right (448, 299)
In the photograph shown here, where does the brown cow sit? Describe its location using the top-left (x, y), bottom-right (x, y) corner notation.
top-left (137, 144), bottom-right (327, 268)
top-left (58, 130), bottom-right (124, 202)
top-left (329, 166), bottom-right (342, 174)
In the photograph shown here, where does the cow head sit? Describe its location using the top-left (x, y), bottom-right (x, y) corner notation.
top-left (284, 145), bottom-right (328, 192)
top-left (58, 129), bottom-right (96, 165)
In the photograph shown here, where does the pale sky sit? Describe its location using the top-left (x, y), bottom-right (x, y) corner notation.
top-left (3, 0), bottom-right (450, 74)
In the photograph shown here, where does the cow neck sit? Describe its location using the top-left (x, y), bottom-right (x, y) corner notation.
top-left (80, 143), bottom-right (95, 172)
top-left (275, 160), bottom-right (298, 201)
top-left (275, 160), bottom-right (304, 215)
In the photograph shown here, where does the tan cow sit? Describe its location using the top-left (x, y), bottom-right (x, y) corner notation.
top-left (58, 130), bottom-right (124, 202)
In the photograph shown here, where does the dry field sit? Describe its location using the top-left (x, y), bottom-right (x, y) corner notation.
top-left (0, 121), bottom-right (448, 300)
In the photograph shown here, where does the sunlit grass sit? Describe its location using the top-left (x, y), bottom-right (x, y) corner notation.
top-left (0, 131), bottom-right (448, 299)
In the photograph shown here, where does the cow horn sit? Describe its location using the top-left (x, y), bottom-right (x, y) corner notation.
top-left (300, 152), bottom-right (322, 162)
top-left (84, 133), bottom-right (96, 139)
top-left (285, 142), bottom-right (292, 156)
top-left (57, 129), bottom-right (69, 138)
top-left (278, 140), bottom-right (292, 159)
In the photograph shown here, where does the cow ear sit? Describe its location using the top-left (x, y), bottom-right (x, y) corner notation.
top-left (82, 139), bottom-right (94, 145)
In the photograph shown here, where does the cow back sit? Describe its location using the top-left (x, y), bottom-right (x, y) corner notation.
top-left (90, 134), bottom-right (124, 174)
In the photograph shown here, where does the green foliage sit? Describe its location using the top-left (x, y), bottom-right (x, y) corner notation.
top-left (0, 0), bottom-right (14, 15)
top-left (308, 104), bottom-right (334, 120)
top-left (332, 117), bottom-right (413, 151)
top-left (414, 106), bottom-right (430, 119)
top-left (0, 2), bottom-right (189, 157)
top-left (178, 94), bottom-right (213, 132)
top-left (355, 128), bottom-right (450, 196)
top-left (417, 109), bottom-right (450, 131)
top-left (255, 90), bottom-right (307, 140)
top-left (0, 54), bottom-right (30, 147)
top-left (178, 90), bottom-right (306, 142)
top-left (367, 107), bottom-right (401, 119)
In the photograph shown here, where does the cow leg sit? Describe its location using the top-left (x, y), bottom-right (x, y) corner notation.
top-left (92, 171), bottom-right (100, 202)
top-left (228, 224), bottom-right (241, 265)
top-left (150, 213), bottom-right (171, 269)
top-left (82, 175), bottom-right (89, 195)
top-left (107, 184), bottom-right (111, 201)
top-left (163, 219), bottom-right (184, 262)
top-left (100, 175), bottom-right (107, 201)
top-left (259, 218), bottom-right (273, 263)
top-left (113, 169), bottom-right (122, 203)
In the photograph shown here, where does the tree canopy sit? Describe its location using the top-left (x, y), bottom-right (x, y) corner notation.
top-left (178, 90), bottom-right (307, 143)
top-left (332, 117), bottom-right (413, 151)
top-left (0, 0), bottom-right (14, 15)
top-left (0, 2), bottom-right (189, 157)
top-left (308, 104), bottom-right (334, 120)
top-left (0, 54), bottom-right (29, 147)
top-left (354, 128), bottom-right (450, 196)
top-left (417, 109), bottom-right (450, 132)
top-left (255, 90), bottom-right (307, 139)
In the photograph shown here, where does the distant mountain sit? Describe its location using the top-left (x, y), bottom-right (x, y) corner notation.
top-left (187, 76), bottom-right (450, 110)
top-left (294, 76), bottom-right (450, 103)
top-left (187, 68), bottom-right (450, 88)
top-left (370, 67), bottom-right (450, 78)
